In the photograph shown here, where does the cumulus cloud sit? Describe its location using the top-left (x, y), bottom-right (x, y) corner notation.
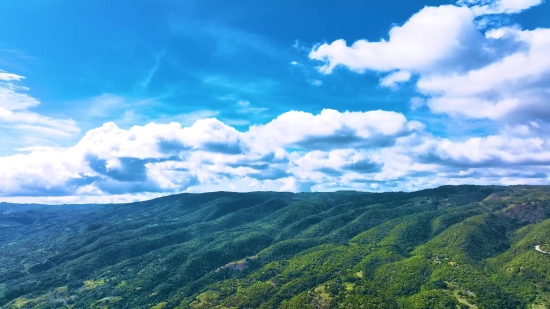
top-left (308, 2), bottom-right (550, 130)
top-left (414, 134), bottom-right (550, 168)
top-left (245, 109), bottom-right (423, 153)
top-left (1, 108), bottom-right (549, 203)
top-left (308, 4), bottom-right (531, 77)
top-left (418, 27), bottom-right (550, 123)
top-left (309, 5), bottom-right (484, 74)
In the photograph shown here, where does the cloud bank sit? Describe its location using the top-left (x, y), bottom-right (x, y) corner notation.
top-left (1, 108), bottom-right (549, 203)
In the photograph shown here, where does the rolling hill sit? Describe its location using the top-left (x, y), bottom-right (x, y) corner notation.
top-left (1, 185), bottom-right (550, 308)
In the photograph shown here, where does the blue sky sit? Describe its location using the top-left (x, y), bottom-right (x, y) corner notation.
top-left (0, 0), bottom-right (427, 133)
top-left (0, 0), bottom-right (549, 203)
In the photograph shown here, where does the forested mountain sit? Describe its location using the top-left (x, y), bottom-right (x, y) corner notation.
top-left (1, 185), bottom-right (550, 308)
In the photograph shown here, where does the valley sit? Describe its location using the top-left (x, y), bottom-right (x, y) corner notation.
top-left (1, 185), bottom-right (550, 308)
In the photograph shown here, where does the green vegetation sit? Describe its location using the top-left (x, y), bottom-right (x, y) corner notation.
top-left (1, 186), bottom-right (550, 308)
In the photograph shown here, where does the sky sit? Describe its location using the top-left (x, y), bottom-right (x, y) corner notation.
top-left (0, 0), bottom-right (549, 204)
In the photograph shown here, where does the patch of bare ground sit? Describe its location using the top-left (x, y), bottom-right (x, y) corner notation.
top-left (501, 202), bottom-right (546, 224)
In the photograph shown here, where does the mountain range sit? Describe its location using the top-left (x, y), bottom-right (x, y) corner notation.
top-left (1, 185), bottom-right (550, 308)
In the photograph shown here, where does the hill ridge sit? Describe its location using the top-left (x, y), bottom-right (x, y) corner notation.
top-left (1, 185), bottom-right (549, 308)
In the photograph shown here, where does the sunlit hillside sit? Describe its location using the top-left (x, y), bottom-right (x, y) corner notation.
top-left (1, 185), bottom-right (550, 308)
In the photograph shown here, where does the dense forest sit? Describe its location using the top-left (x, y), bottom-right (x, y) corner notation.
top-left (1, 185), bottom-right (550, 308)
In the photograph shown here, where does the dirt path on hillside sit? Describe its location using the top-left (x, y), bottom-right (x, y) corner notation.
top-left (535, 245), bottom-right (550, 254)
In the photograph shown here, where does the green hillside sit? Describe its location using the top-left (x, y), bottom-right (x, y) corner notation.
top-left (1, 186), bottom-right (550, 308)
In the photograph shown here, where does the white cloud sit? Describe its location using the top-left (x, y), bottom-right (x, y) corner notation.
top-left (15, 146), bottom-right (62, 152)
top-left (0, 109), bottom-right (79, 135)
top-left (0, 69), bottom-right (80, 146)
top-left (458, 0), bottom-right (544, 15)
top-left (413, 134), bottom-right (550, 167)
top-left (410, 97), bottom-right (426, 110)
top-left (169, 110), bottom-right (221, 126)
top-left (14, 124), bottom-right (77, 137)
top-left (0, 83), bottom-right (40, 111)
top-left (1, 108), bottom-right (548, 203)
top-left (308, 79), bottom-right (323, 86)
top-left (244, 109), bottom-right (423, 153)
top-left (85, 94), bottom-right (127, 117)
top-left (418, 27), bottom-right (550, 122)
top-left (78, 93), bottom-right (220, 129)
top-left (309, 5), bottom-right (481, 74)
top-left (236, 101), bottom-right (268, 113)
top-left (308, 3), bottom-right (550, 129)
top-left (380, 71), bottom-right (412, 87)
top-left (0, 70), bottom-right (24, 81)
top-left (0, 192), bottom-right (166, 205)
